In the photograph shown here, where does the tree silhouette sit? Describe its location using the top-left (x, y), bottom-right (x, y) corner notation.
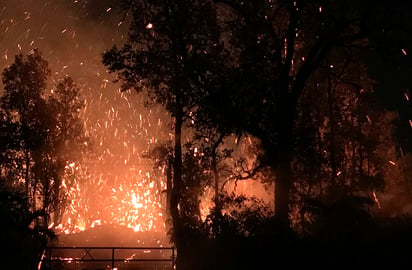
top-left (1, 50), bottom-right (88, 230)
top-left (102, 2), bottom-right (412, 268)
top-left (0, 184), bottom-right (56, 269)
top-left (192, 0), bottom-right (412, 228)
top-left (47, 76), bottom-right (88, 225)
top-left (1, 49), bottom-right (52, 210)
top-left (103, 1), bottom-right (223, 258)
top-left (366, 3), bottom-right (412, 154)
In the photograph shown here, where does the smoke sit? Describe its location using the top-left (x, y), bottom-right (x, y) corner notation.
top-left (0, 0), bottom-right (127, 92)
top-left (0, 0), bottom-right (273, 236)
top-left (0, 0), bottom-right (172, 234)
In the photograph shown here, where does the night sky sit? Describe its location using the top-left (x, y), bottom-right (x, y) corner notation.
top-left (1, 0), bottom-right (125, 91)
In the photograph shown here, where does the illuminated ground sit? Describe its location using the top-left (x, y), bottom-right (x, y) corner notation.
top-left (55, 224), bottom-right (170, 247)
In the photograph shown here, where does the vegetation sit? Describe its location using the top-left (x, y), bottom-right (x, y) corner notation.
top-left (102, 0), bottom-right (412, 269)
top-left (0, 50), bottom-right (87, 267)
top-left (1, 0), bottom-right (412, 269)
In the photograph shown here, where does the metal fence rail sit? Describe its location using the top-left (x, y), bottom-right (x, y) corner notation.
top-left (43, 246), bottom-right (175, 270)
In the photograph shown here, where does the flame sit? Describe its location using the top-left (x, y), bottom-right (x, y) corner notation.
top-left (53, 88), bottom-right (170, 235)
top-left (56, 164), bottom-right (167, 234)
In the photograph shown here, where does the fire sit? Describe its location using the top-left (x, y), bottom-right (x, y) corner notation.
top-left (52, 87), bottom-right (171, 235)
top-left (55, 163), bottom-right (168, 234)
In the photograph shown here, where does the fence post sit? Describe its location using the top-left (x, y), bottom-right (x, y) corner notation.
top-left (172, 247), bottom-right (175, 269)
top-left (48, 247), bottom-right (52, 269)
top-left (111, 248), bottom-right (115, 269)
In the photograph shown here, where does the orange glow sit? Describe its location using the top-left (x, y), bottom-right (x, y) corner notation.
top-left (53, 88), bottom-right (170, 235)
top-left (56, 164), bottom-right (168, 234)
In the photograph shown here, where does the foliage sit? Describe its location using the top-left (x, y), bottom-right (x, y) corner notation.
top-left (1, 50), bottom-right (53, 209)
top-left (0, 50), bottom-right (88, 230)
top-left (204, 192), bottom-right (273, 238)
top-left (102, 0), bottom-right (222, 114)
top-left (366, 3), bottom-right (412, 153)
top-left (102, 1), bottom-right (412, 268)
top-left (0, 185), bottom-right (56, 269)
top-left (47, 76), bottom-right (88, 224)
top-left (102, 2), bottom-right (225, 259)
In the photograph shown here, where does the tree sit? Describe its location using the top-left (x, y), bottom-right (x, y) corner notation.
top-left (0, 184), bottom-right (56, 269)
top-left (103, 1), bottom-right (223, 258)
top-left (102, 3), bottom-right (412, 264)
top-left (290, 47), bottom-right (393, 231)
top-left (1, 50), bottom-right (88, 230)
top-left (191, 0), bottom-right (412, 228)
top-left (1, 49), bottom-right (52, 210)
top-left (47, 77), bottom-right (87, 225)
top-left (365, 3), bottom-right (412, 154)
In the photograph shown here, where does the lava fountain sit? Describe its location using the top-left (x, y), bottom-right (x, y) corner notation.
top-left (52, 86), bottom-right (172, 246)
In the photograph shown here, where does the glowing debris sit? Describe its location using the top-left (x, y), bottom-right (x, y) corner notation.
top-left (372, 191), bottom-right (381, 209)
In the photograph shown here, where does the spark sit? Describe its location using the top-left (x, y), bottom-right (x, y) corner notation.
top-left (24, 12), bottom-right (31, 21)
top-left (1, 0), bottom-right (172, 236)
top-left (372, 191), bottom-right (381, 209)
top-left (389, 160), bottom-right (396, 166)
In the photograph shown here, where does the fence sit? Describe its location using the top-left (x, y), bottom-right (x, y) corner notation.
top-left (43, 246), bottom-right (175, 270)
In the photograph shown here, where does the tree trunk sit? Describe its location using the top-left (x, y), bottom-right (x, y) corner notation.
top-left (274, 155), bottom-right (293, 228)
top-left (166, 155), bottom-right (173, 222)
top-left (272, 97), bottom-right (295, 229)
top-left (212, 150), bottom-right (219, 210)
top-left (212, 135), bottom-right (223, 212)
top-left (53, 159), bottom-right (65, 226)
top-left (25, 149), bottom-right (30, 200)
top-left (170, 104), bottom-right (183, 250)
top-left (327, 76), bottom-right (337, 187)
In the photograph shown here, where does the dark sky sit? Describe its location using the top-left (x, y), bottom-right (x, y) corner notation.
top-left (0, 0), bottom-right (172, 166)
top-left (1, 0), bottom-right (127, 93)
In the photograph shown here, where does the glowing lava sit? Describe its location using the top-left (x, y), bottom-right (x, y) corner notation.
top-left (54, 86), bottom-right (171, 234)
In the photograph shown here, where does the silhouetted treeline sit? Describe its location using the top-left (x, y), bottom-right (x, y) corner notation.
top-left (103, 1), bottom-right (412, 269)
top-left (0, 50), bottom-right (88, 268)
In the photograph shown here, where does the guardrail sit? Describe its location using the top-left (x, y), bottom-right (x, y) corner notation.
top-left (43, 246), bottom-right (175, 270)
